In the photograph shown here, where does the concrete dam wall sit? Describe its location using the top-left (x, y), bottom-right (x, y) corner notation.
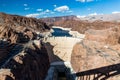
top-left (43, 26), bottom-right (85, 80)
top-left (43, 36), bottom-right (84, 62)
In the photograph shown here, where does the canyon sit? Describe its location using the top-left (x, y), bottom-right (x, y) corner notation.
top-left (42, 15), bottom-right (120, 80)
top-left (0, 12), bottom-right (120, 80)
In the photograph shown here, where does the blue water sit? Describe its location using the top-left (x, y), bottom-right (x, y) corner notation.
top-left (52, 28), bottom-right (72, 37)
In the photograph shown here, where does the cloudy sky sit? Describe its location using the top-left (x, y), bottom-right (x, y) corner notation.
top-left (0, 0), bottom-right (120, 18)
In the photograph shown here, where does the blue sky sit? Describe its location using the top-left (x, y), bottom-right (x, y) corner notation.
top-left (0, 0), bottom-right (120, 18)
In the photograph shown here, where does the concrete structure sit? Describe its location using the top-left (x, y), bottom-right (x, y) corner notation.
top-left (69, 31), bottom-right (85, 38)
top-left (43, 26), bottom-right (85, 80)
top-left (43, 36), bottom-right (84, 62)
top-left (45, 61), bottom-right (77, 80)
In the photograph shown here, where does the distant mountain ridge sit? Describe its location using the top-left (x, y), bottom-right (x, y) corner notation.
top-left (78, 13), bottom-right (120, 22)
top-left (40, 13), bottom-right (120, 23)
top-left (40, 14), bottom-right (120, 34)
top-left (40, 15), bottom-right (78, 25)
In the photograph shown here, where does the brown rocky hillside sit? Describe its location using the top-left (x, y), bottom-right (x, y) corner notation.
top-left (0, 40), bottom-right (50, 80)
top-left (0, 12), bottom-right (50, 43)
top-left (71, 27), bottom-right (120, 80)
top-left (0, 13), bottom-right (50, 80)
top-left (41, 16), bottom-right (120, 34)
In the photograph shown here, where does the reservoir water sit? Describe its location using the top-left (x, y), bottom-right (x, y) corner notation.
top-left (52, 28), bottom-right (72, 37)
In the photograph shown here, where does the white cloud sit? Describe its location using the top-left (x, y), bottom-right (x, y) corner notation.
top-left (67, 10), bottom-right (73, 13)
top-left (89, 12), bottom-right (97, 16)
top-left (26, 13), bottom-right (40, 17)
top-left (76, 0), bottom-right (85, 2)
top-left (76, 0), bottom-right (94, 2)
top-left (88, 12), bottom-right (103, 16)
top-left (24, 8), bottom-right (30, 10)
top-left (44, 9), bottom-right (55, 14)
top-left (26, 9), bottom-right (55, 18)
top-left (53, 5), bottom-right (57, 7)
top-left (87, 0), bottom-right (94, 2)
top-left (36, 9), bottom-right (43, 12)
top-left (112, 11), bottom-right (120, 14)
top-left (54, 5), bottom-right (69, 12)
top-left (24, 4), bottom-right (28, 6)
top-left (45, 9), bottom-right (50, 13)
top-left (76, 15), bottom-right (86, 18)
top-left (50, 11), bottom-right (55, 14)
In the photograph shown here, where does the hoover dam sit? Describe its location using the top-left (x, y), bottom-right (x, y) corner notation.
top-left (43, 26), bottom-right (120, 80)
top-left (43, 26), bottom-right (85, 62)
top-left (43, 36), bottom-right (84, 62)
top-left (42, 26), bottom-right (85, 80)
top-left (1, 12), bottom-right (120, 80)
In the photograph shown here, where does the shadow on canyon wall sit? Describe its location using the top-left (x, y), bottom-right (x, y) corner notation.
top-left (44, 42), bottom-right (76, 80)
top-left (3, 41), bottom-right (50, 80)
top-left (0, 41), bottom-right (24, 68)
top-left (5, 76), bottom-right (13, 80)
top-left (75, 63), bottom-right (120, 80)
top-left (4, 41), bottom-right (67, 80)
top-left (4, 41), bottom-right (120, 80)
top-left (44, 42), bottom-right (63, 63)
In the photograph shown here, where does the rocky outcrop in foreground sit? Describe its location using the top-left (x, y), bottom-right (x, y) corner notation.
top-left (71, 28), bottom-right (120, 80)
top-left (0, 40), bottom-right (50, 80)
top-left (0, 13), bottom-right (50, 80)
top-left (0, 41), bottom-right (15, 63)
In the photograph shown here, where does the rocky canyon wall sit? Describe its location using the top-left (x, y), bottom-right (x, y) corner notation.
top-left (0, 12), bottom-right (50, 43)
top-left (0, 40), bottom-right (50, 80)
top-left (71, 28), bottom-right (120, 80)
top-left (0, 13), bottom-right (50, 80)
